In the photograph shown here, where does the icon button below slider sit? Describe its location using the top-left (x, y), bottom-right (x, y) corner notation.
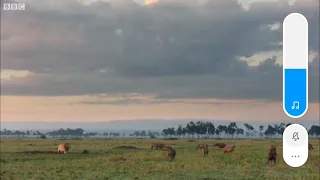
top-left (284, 125), bottom-right (307, 147)
top-left (283, 124), bottom-right (308, 167)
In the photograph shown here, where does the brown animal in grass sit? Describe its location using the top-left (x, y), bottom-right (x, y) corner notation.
top-left (308, 143), bottom-right (313, 151)
top-left (213, 143), bottom-right (226, 148)
top-left (267, 145), bottom-right (277, 165)
top-left (196, 144), bottom-right (208, 150)
top-left (223, 144), bottom-right (235, 154)
top-left (162, 146), bottom-right (176, 161)
top-left (202, 147), bottom-right (209, 156)
top-left (196, 144), bottom-right (209, 156)
top-left (151, 143), bottom-right (165, 150)
top-left (199, 147), bottom-right (209, 156)
top-left (57, 143), bottom-right (71, 154)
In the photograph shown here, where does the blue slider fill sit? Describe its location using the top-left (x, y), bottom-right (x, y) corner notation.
top-left (283, 69), bottom-right (307, 118)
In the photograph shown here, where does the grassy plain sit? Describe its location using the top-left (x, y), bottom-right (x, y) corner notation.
top-left (0, 138), bottom-right (319, 180)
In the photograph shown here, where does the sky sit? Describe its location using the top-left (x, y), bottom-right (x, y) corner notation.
top-left (0, 0), bottom-right (319, 127)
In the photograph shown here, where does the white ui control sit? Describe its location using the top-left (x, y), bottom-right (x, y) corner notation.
top-left (283, 124), bottom-right (309, 167)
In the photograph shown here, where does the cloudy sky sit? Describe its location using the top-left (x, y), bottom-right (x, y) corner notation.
top-left (1, 0), bottom-right (319, 123)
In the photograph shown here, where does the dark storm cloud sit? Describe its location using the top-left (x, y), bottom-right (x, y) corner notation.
top-left (0, 0), bottom-right (319, 101)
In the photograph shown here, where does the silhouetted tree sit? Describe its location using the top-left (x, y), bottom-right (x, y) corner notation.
top-left (215, 129), bottom-right (220, 138)
top-left (236, 128), bottom-right (244, 137)
top-left (244, 123), bottom-right (254, 138)
top-left (140, 130), bottom-right (146, 137)
top-left (186, 121), bottom-right (196, 138)
top-left (277, 123), bottom-right (286, 137)
top-left (84, 132), bottom-right (98, 137)
top-left (182, 127), bottom-right (188, 138)
top-left (259, 125), bottom-right (264, 138)
top-left (309, 125), bottom-right (320, 138)
top-left (167, 128), bottom-right (175, 137)
top-left (227, 122), bottom-right (237, 138)
top-left (176, 125), bottom-right (184, 138)
top-left (162, 129), bottom-right (169, 137)
top-left (206, 122), bottom-right (215, 138)
top-left (217, 125), bottom-right (227, 138)
top-left (264, 125), bottom-right (276, 138)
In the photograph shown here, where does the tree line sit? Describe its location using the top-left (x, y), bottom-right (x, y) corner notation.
top-left (0, 128), bottom-right (122, 138)
top-left (1, 121), bottom-right (319, 139)
top-left (161, 121), bottom-right (320, 139)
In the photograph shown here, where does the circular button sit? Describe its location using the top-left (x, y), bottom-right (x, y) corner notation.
top-left (284, 124), bottom-right (307, 147)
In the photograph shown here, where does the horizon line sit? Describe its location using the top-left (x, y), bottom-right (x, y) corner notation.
top-left (1, 119), bottom-right (319, 122)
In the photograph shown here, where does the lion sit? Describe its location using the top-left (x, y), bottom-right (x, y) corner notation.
top-left (308, 143), bottom-right (314, 151)
top-left (224, 144), bottom-right (235, 154)
top-left (57, 143), bottom-right (71, 154)
top-left (162, 146), bottom-right (176, 161)
top-left (196, 144), bottom-right (208, 150)
top-left (267, 145), bottom-right (277, 165)
top-left (151, 143), bottom-right (165, 150)
top-left (196, 144), bottom-right (209, 156)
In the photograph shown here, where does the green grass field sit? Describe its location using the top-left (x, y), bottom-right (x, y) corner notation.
top-left (0, 138), bottom-right (319, 180)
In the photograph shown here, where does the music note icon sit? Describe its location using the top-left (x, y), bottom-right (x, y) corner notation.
top-left (291, 101), bottom-right (300, 110)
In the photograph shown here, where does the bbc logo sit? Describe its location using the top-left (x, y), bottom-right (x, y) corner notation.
top-left (3, 3), bottom-right (25, 11)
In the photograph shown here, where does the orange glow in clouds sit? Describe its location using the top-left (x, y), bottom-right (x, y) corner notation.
top-left (145, 0), bottom-right (159, 5)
